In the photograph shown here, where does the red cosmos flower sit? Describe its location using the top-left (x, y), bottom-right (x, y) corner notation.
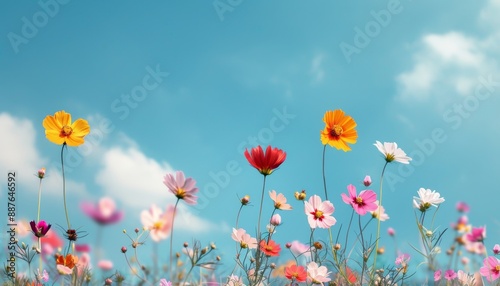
top-left (284, 264), bottom-right (307, 282)
top-left (244, 145), bottom-right (286, 176)
top-left (260, 239), bottom-right (281, 256)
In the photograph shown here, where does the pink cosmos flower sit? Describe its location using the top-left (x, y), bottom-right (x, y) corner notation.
top-left (289, 240), bottom-right (312, 260)
top-left (480, 256), bottom-right (500, 282)
top-left (456, 270), bottom-right (475, 285)
top-left (456, 201), bottom-right (470, 213)
top-left (466, 226), bottom-right (486, 243)
top-left (444, 269), bottom-right (457, 281)
top-left (140, 204), bottom-right (175, 242)
top-left (80, 197), bottom-right (123, 225)
top-left (370, 200), bottom-right (389, 221)
top-left (434, 269), bottom-right (441, 281)
top-left (341, 184), bottom-right (377, 216)
top-left (163, 171), bottom-right (198, 205)
top-left (387, 227), bottom-right (396, 236)
top-left (231, 228), bottom-right (257, 249)
top-left (493, 244), bottom-right (500, 255)
top-left (36, 269), bottom-right (49, 283)
top-left (74, 244), bottom-right (91, 253)
top-left (304, 195), bottom-right (336, 229)
top-left (395, 253), bottom-right (410, 266)
top-left (269, 190), bottom-right (292, 210)
top-left (97, 260), bottom-right (113, 271)
top-left (307, 261), bottom-right (331, 284)
top-left (159, 279), bottom-right (172, 286)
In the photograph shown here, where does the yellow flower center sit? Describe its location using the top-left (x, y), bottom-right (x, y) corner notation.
top-left (240, 242), bottom-right (248, 249)
top-left (314, 210), bottom-right (324, 219)
top-left (356, 197), bottom-right (363, 204)
top-left (60, 125), bottom-right (73, 137)
top-left (330, 125), bottom-right (343, 137)
top-left (176, 188), bottom-right (186, 199)
top-left (274, 202), bottom-right (282, 209)
top-left (152, 221), bottom-right (163, 230)
top-left (496, 265), bottom-right (500, 272)
top-left (385, 153), bottom-right (395, 162)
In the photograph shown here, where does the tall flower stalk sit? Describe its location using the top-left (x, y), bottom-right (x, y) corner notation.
top-left (42, 110), bottom-right (90, 253)
top-left (163, 170), bottom-right (199, 283)
top-left (372, 141), bottom-right (411, 275)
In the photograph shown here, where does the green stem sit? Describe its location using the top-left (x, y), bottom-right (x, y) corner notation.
top-left (372, 162), bottom-right (388, 275)
top-left (61, 143), bottom-right (71, 230)
top-left (169, 199), bottom-right (180, 283)
top-left (254, 175), bottom-right (267, 285)
top-left (321, 145), bottom-right (328, 200)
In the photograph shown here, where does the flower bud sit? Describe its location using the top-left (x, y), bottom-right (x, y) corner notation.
top-left (121, 246), bottom-right (127, 253)
top-left (294, 190), bottom-right (307, 201)
top-left (37, 168), bottom-right (46, 179)
top-left (241, 195), bottom-right (250, 205)
top-left (363, 175), bottom-right (372, 187)
top-left (270, 214), bottom-right (281, 226)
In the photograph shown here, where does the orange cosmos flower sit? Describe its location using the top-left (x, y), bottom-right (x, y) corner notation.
top-left (55, 253), bottom-right (79, 275)
top-left (320, 109), bottom-right (357, 151)
top-left (260, 239), bottom-right (281, 257)
top-left (42, 110), bottom-right (90, 146)
top-left (244, 145), bottom-right (286, 176)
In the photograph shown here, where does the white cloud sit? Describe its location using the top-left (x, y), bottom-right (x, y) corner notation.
top-left (95, 144), bottom-right (220, 233)
top-left (0, 112), bottom-right (86, 197)
top-left (396, 0), bottom-right (500, 105)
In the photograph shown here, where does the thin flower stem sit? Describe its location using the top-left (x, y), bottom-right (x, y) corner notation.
top-left (321, 145), bottom-right (328, 200)
top-left (372, 161), bottom-right (388, 275)
top-left (169, 199), bottom-right (180, 283)
top-left (61, 143), bottom-right (71, 230)
top-left (359, 214), bottom-right (367, 285)
top-left (342, 209), bottom-right (355, 258)
top-left (254, 174), bottom-right (267, 285)
top-left (257, 175), bottom-right (267, 240)
top-left (36, 178), bottom-right (43, 274)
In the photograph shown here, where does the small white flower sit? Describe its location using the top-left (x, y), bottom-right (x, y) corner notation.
top-left (374, 141), bottom-right (412, 164)
top-left (413, 188), bottom-right (445, 211)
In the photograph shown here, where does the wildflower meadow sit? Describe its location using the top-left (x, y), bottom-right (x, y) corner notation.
top-left (2, 1), bottom-right (500, 286)
top-left (1, 109), bottom-right (499, 286)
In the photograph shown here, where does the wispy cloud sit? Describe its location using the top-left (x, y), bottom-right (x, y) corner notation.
top-left (395, 0), bottom-right (500, 107)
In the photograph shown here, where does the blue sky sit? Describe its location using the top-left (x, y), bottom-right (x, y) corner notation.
top-left (1, 0), bottom-right (500, 283)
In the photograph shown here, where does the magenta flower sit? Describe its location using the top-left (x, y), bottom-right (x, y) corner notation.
top-left (444, 269), bottom-right (457, 281)
top-left (466, 226), bottom-right (486, 243)
top-left (480, 256), bottom-right (500, 282)
top-left (493, 244), bottom-right (500, 255)
top-left (304, 195), bottom-right (336, 229)
top-left (30, 220), bottom-right (51, 238)
top-left (81, 197), bottom-right (123, 225)
top-left (163, 171), bottom-right (198, 205)
top-left (341, 184), bottom-right (377, 215)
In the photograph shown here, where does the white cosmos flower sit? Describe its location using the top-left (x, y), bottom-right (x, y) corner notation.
top-left (413, 188), bottom-right (445, 211)
top-left (374, 141), bottom-right (412, 164)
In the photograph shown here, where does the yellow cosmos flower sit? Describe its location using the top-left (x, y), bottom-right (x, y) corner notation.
top-left (320, 109), bottom-right (357, 151)
top-left (42, 110), bottom-right (90, 146)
